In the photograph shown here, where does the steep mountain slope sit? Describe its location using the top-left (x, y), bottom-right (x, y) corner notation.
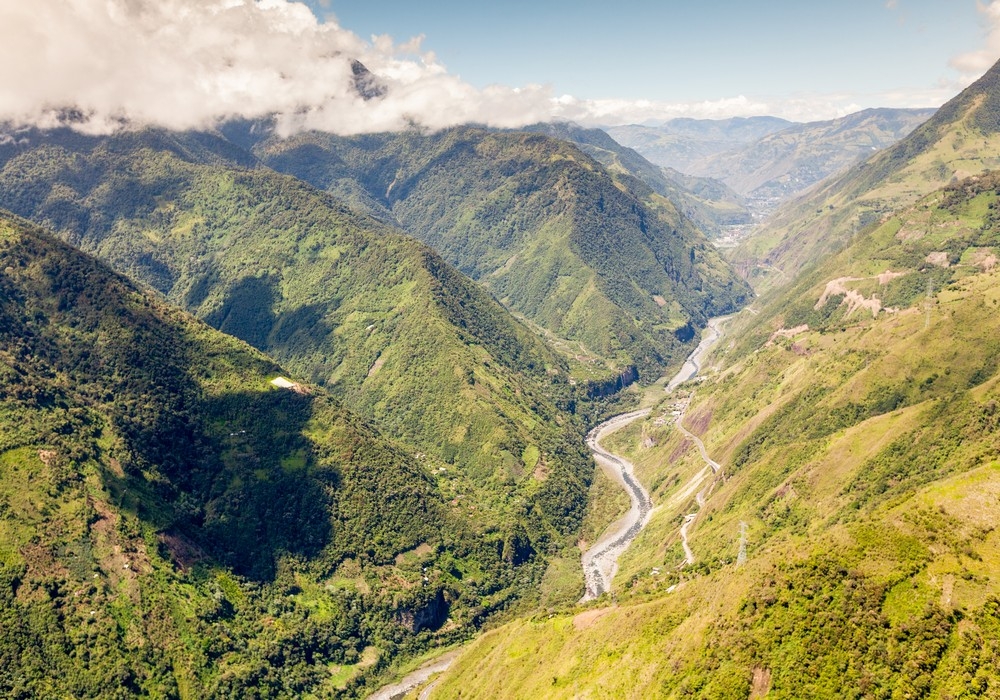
top-left (735, 62), bottom-right (1000, 290)
top-left (0, 211), bottom-right (549, 697)
top-left (606, 117), bottom-right (794, 173)
top-left (524, 122), bottom-right (751, 239)
top-left (425, 168), bottom-right (1000, 700)
top-left (0, 127), bottom-right (593, 537)
top-left (245, 125), bottom-right (752, 378)
top-left (693, 108), bottom-right (935, 202)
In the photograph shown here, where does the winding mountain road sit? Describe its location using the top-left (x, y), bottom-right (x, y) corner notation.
top-left (675, 423), bottom-right (722, 474)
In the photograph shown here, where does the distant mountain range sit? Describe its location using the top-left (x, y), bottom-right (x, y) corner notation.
top-left (692, 108), bottom-right (937, 199)
top-left (735, 62), bottom-right (1000, 289)
top-left (608, 109), bottom-right (935, 217)
top-left (606, 116), bottom-right (793, 173)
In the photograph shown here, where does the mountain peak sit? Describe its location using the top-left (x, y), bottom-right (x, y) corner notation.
top-left (350, 59), bottom-right (388, 101)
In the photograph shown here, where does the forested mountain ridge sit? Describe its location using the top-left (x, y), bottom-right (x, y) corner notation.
top-left (0, 210), bottom-right (560, 697)
top-left (242, 125), bottom-right (752, 377)
top-left (735, 60), bottom-right (1000, 290)
top-left (0, 127), bottom-right (598, 526)
top-left (523, 121), bottom-right (752, 239)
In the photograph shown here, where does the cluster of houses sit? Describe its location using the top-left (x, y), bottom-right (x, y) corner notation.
top-left (653, 395), bottom-right (691, 426)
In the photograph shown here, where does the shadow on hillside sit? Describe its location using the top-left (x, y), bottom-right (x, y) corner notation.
top-left (3, 221), bottom-right (338, 583)
top-left (102, 385), bottom-right (335, 583)
top-left (203, 275), bottom-right (336, 382)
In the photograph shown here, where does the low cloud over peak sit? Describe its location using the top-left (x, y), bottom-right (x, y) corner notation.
top-left (0, 0), bottom-right (554, 135)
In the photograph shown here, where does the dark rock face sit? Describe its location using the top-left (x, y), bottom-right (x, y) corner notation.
top-left (396, 589), bottom-right (449, 633)
top-left (585, 365), bottom-right (639, 399)
top-left (351, 60), bottom-right (387, 101)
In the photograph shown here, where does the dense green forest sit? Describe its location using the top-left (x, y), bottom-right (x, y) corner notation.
top-left (242, 125), bottom-right (751, 378)
top-left (0, 210), bottom-right (605, 697)
top-left (0, 128), bottom-right (603, 537)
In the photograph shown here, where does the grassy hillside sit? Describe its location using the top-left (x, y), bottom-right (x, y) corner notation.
top-left (423, 172), bottom-right (1000, 698)
top-left (248, 125), bottom-right (751, 378)
top-left (735, 61), bottom-right (1000, 291)
top-left (0, 211), bottom-right (564, 698)
top-left (0, 128), bottom-right (596, 539)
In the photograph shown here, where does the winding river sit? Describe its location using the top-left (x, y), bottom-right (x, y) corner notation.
top-left (580, 409), bottom-right (654, 600)
top-left (580, 315), bottom-right (731, 601)
top-left (368, 316), bottom-right (732, 696)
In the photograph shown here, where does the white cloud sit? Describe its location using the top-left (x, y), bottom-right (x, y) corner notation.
top-left (551, 95), bottom-right (772, 125)
top-left (950, 0), bottom-right (1000, 81)
top-left (0, 0), bottom-right (554, 135)
top-left (549, 89), bottom-right (949, 127)
top-left (0, 0), bottom-right (960, 136)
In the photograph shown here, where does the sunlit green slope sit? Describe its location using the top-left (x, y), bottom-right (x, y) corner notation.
top-left (425, 172), bottom-right (1000, 699)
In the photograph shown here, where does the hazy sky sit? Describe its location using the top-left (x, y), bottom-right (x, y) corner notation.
top-left (1, 0), bottom-right (998, 135)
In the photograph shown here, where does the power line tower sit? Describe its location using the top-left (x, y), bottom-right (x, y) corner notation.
top-left (925, 276), bottom-right (934, 330)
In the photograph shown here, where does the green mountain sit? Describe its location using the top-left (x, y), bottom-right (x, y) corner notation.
top-left (657, 166), bottom-right (753, 236)
top-left (524, 122), bottom-right (752, 239)
top-left (424, 154), bottom-right (1000, 700)
top-left (0, 210), bottom-right (559, 697)
top-left (0, 128), bottom-right (597, 525)
top-left (735, 63), bottom-right (1000, 290)
top-left (241, 125), bottom-right (752, 378)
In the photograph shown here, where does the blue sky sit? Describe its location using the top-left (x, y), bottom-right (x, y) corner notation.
top-left (308, 0), bottom-right (995, 112)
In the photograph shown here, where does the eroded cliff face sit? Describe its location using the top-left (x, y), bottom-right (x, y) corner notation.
top-left (585, 365), bottom-right (639, 399)
top-left (396, 588), bottom-right (449, 633)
